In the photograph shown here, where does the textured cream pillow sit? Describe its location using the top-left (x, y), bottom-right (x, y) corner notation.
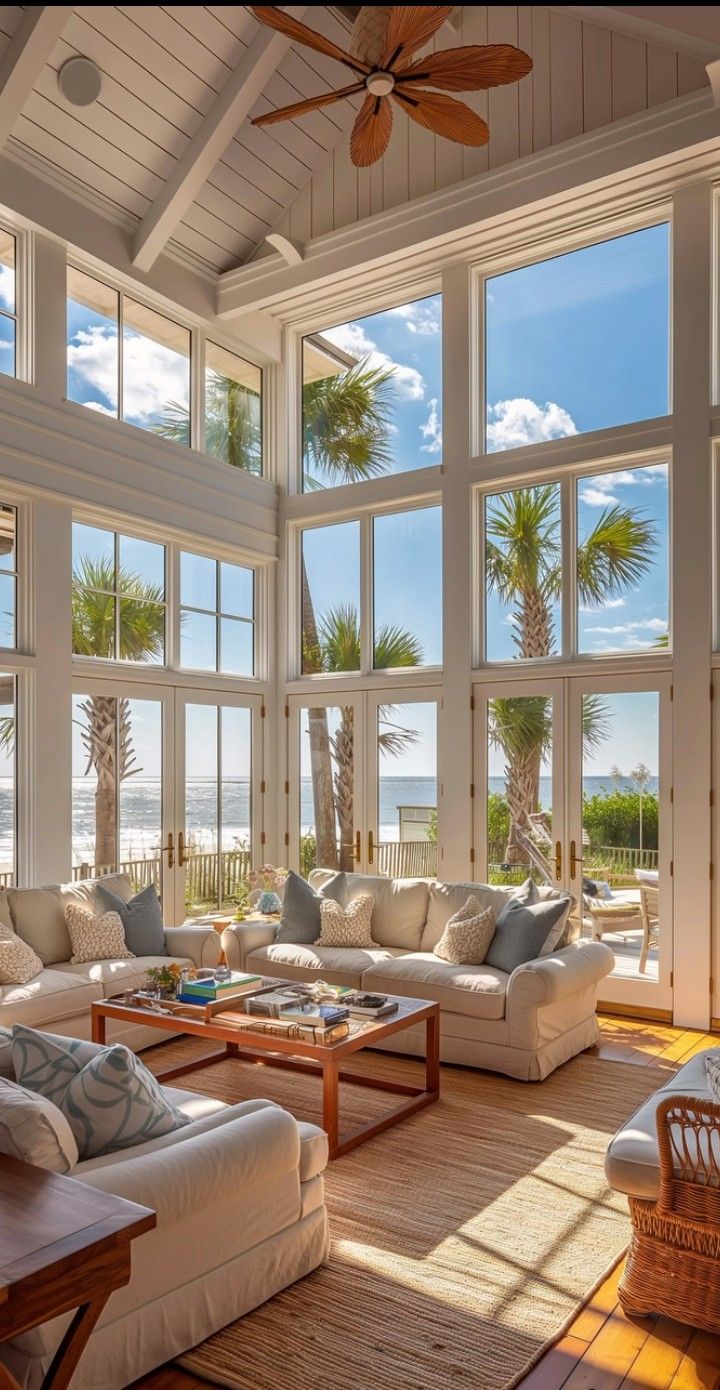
top-left (0, 1076), bottom-right (79, 1172)
top-left (65, 903), bottom-right (134, 965)
top-left (0, 935), bottom-right (43, 985)
top-left (315, 894), bottom-right (376, 948)
top-left (433, 894), bottom-right (496, 966)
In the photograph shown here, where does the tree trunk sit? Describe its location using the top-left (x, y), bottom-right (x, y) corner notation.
top-left (80, 694), bottom-right (119, 869)
top-left (502, 589), bottom-right (554, 863)
top-left (301, 561), bottom-right (338, 870)
top-left (94, 783), bottom-right (117, 869)
top-left (332, 707), bottom-right (355, 872)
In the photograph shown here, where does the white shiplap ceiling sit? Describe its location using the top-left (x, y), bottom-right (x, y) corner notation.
top-left (0, 5), bottom-right (713, 283)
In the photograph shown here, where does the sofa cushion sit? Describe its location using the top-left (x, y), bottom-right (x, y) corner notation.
top-left (58, 955), bottom-right (192, 998)
top-left (0, 969), bottom-right (102, 1026)
top-left (65, 903), bottom-right (134, 965)
top-left (316, 894), bottom-right (376, 948)
top-left (8, 874), bottom-right (134, 965)
top-left (61, 1044), bottom-right (190, 1159)
top-left (362, 952), bottom-right (510, 1021)
top-left (97, 882), bottom-right (166, 956)
top-left (605, 1048), bottom-right (718, 1199)
top-left (0, 1026), bottom-right (12, 1078)
top-left (275, 869), bottom-right (345, 945)
top-left (12, 1024), bottom-right (106, 1106)
top-left (0, 935), bottom-right (43, 985)
top-left (0, 1076), bottom-right (79, 1172)
top-left (246, 941), bottom-right (406, 988)
top-left (486, 896), bottom-right (573, 972)
top-left (329, 873), bottom-right (429, 951)
top-left (422, 881), bottom-right (517, 952)
top-left (0, 890), bottom-right (13, 936)
top-left (433, 897), bottom-right (496, 965)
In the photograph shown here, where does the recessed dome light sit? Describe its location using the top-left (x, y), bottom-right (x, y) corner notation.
top-left (58, 56), bottom-right (102, 107)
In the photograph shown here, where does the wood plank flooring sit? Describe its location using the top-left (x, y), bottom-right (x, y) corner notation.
top-left (133, 1016), bottom-right (720, 1390)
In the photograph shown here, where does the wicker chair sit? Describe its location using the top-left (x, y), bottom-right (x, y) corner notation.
top-left (638, 882), bottom-right (660, 973)
top-left (618, 1093), bottom-right (720, 1332)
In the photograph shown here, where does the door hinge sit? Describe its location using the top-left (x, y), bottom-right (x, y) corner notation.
top-left (284, 832), bottom-right (290, 846)
top-left (469, 846), bottom-right (475, 864)
top-left (261, 703), bottom-right (266, 718)
top-left (670, 786), bottom-right (673, 804)
top-left (284, 780), bottom-right (289, 795)
top-left (470, 695), bottom-right (475, 711)
top-left (260, 831), bottom-right (266, 845)
top-left (261, 779), bottom-right (266, 795)
top-left (470, 783), bottom-right (475, 798)
top-left (670, 860), bottom-right (674, 877)
top-left (285, 705), bottom-right (289, 718)
top-left (670, 684), bottom-right (673, 701)
top-left (670, 970), bottom-right (674, 988)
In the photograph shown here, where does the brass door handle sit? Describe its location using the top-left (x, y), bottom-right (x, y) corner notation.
top-left (159, 834), bottom-right (174, 869)
top-left (368, 830), bottom-right (374, 865)
top-left (570, 840), bottom-right (584, 877)
top-left (355, 829), bottom-right (361, 863)
top-left (554, 839), bottom-right (562, 882)
top-left (178, 831), bottom-right (188, 868)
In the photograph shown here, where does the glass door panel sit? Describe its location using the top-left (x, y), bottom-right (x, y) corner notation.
top-left (367, 696), bottom-right (438, 879)
top-left (290, 697), bottom-right (362, 877)
top-left (72, 684), bottom-right (169, 901)
top-left (568, 678), bottom-right (671, 1009)
top-left (178, 694), bottom-right (259, 920)
top-left (476, 680), bottom-right (564, 888)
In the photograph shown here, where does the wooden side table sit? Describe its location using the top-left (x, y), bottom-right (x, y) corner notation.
top-left (0, 1153), bottom-right (155, 1390)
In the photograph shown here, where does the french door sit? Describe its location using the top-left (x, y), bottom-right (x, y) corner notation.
top-left (287, 689), bottom-right (439, 878)
top-left (474, 673), bottom-right (672, 1012)
top-left (72, 680), bottom-right (264, 925)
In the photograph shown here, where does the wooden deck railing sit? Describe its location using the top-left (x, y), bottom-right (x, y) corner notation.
top-left (377, 840), bottom-right (438, 878)
top-left (73, 848), bottom-right (252, 906)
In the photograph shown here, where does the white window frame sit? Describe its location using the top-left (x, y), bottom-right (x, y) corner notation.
top-left (177, 548), bottom-right (256, 680)
top-left (0, 220), bottom-right (25, 384)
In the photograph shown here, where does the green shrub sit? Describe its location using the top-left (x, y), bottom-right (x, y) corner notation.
top-left (582, 788), bottom-right (658, 851)
top-left (487, 792), bottom-right (511, 864)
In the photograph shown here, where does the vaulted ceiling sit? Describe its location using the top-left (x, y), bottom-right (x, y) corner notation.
top-left (0, 5), bottom-right (715, 283)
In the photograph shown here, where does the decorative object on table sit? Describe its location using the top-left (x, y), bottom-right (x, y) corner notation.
top-left (245, 864), bottom-right (288, 915)
top-left (64, 902), bottom-right (134, 965)
top-left (96, 881), bottom-right (166, 956)
top-left (233, 879), bottom-right (250, 921)
top-left (249, 5), bottom-right (533, 167)
top-left (145, 962), bottom-right (185, 999)
top-left (278, 1001), bottom-right (350, 1028)
top-left (340, 992), bottom-right (399, 1019)
top-left (177, 971), bottom-right (262, 1004)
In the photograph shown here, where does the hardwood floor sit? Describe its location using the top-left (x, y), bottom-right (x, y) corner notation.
top-left (133, 1017), bottom-right (720, 1390)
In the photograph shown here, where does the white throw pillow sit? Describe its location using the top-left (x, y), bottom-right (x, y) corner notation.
top-left (65, 902), bottom-right (134, 965)
top-left (61, 1044), bottom-right (190, 1159)
top-left (433, 895), bottom-right (496, 965)
top-left (0, 935), bottom-right (43, 985)
top-left (0, 1076), bottom-right (78, 1172)
top-left (315, 894), bottom-right (376, 949)
top-left (705, 1051), bottom-right (720, 1103)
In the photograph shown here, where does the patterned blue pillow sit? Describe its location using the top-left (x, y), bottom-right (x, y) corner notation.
top-left (12, 1025), bottom-right (106, 1106)
top-left (61, 1045), bottom-right (189, 1159)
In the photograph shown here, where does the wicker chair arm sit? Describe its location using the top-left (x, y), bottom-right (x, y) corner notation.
top-left (655, 1092), bottom-right (720, 1219)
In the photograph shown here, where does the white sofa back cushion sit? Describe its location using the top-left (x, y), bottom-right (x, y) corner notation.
top-left (310, 870), bottom-right (429, 951)
top-left (8, 873), bottom-right (134, 966)
top-left (0, 891), bottom-right (13, 937)
top-left (0, 1076), bottom-right (79, 1172)
top-left (422, 882), bottom-right (515, 952)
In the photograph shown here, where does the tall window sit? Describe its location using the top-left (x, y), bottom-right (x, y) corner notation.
top-left (483, 463), bottom-right (669, 662)
top-left (485, 224), bottom-right (669, 452)
top-left (205, 343), bottom-right (262, 475)
top-left (0, 674), bottom-right (15, 886)
top-left (180, 552), bottom-right (255, 676)
top-left (0, 231), bottom-right (16, 380)
top-left (67, 269), bottom-right (191, 444)
top-left (72, 523), bottom-right (166, 664)
top-left (301, 294), bottom-right (442, 491)
top-left (302, 521), bottom-right (361, 675)
top-left (0, 506), bottom-right (17, 650)
top-left (72, 694), bottom-right (162, 882)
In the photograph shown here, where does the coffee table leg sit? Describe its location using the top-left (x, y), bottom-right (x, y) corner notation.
top-left (322, 1058), bottom-right (339, 1158)
top-left (426, 1011), bottom-right (440, 1095)
top-left (92, 1012), bottom-right (106, 1046)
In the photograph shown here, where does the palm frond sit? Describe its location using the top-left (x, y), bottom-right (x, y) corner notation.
top-left (577, 504), bottom-right (657, 605)
top-left (303, 357), bottom-right (395, 486)
top-left (374, 623), bottom-right (424, 669)
top-left (582, 694), bottom-right (612, 753)
top-left (488, 695), bottom-right (553, 762)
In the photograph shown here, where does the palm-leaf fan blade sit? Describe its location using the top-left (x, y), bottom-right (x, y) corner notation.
top-left (381, 6), bottom-right (454, 68)
top-left (393, 88), bottom-right (489, 146)
top-left (253, 82), bottom-right (364, 127)
top-left (398, 44), bottom-right (534, 91)
top-left (250, 6), bottom-right (370, 74)
top-left (351, 92), bottom-right (393, 166)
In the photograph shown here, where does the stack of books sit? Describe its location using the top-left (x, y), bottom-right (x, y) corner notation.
top-left (176, 972), bottom-right (262, 1005)
top-left (244, 989), bottom-right (350, 1042)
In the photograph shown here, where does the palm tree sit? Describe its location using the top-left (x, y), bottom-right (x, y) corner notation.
top-left (72, 557), bottom-right (165, 868)
top-left (486, 486), bottom-right (657, 865)
top-left (305, 604), bottom-right (421, 870)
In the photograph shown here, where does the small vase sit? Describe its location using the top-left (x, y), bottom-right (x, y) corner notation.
top-left (258, 890), bottom-right (282, 914)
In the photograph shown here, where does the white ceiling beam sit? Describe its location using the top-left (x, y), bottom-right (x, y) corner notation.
top-left (132, 5), bottom-right (308, 274)
top-left (548, 7), bottom-right (720, 61)
top-left (0, 6), bottom-right (72, 152)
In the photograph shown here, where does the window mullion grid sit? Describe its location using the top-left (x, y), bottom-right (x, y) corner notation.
top-left (561, 474), bottom-right (575, 659)
top-left (360, 513), bottom-right (373, 676)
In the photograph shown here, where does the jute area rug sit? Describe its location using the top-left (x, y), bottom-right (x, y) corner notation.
top-left (143, 1039), bottom-right (668, 1390)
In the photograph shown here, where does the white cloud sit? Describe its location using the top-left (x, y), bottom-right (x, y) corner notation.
top-left (486, 398), bottom-right (577, 451)
top-left (580, 598), bottom-right (626, 613)
top-left (420, 398), bottom-right (442, 455)
top-left (386, 300), bottom-right (441, 336)
top-left (0, 265), bottom-right (13, 312)
top-left (585, 618), bottom-right (666, 634)
top-left (323, 320), bottom-right (425, 401)
top-left (579, 464), bottom-right (667, 506)
top-left (83, 400), bottom-right (117, 416)
top-left (67, 324), bottom-right (189, 422)
top-left (580, 486), bottom-right (618, 506)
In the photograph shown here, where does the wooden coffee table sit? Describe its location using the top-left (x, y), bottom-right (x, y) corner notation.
top-left (0, 1153), bottom-right (155, 1390)
top-left (92, 985), bottom-right (440, 1160)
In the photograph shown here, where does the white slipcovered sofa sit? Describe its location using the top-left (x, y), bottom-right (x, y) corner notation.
top-left (0, 873), bottom-right (222, 1050)
top-left (0, 1056), bottom-right (330, 1390)
top-left (222, 872), bottom-right (614, 1081)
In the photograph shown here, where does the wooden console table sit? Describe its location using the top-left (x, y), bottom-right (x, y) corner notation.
top-left (0, 1153), bottom-right (155, 1390)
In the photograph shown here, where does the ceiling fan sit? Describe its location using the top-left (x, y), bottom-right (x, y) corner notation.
top-left (250, 6), bottom-right (533, 166)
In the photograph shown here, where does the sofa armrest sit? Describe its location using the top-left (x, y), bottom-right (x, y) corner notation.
top-left (507, 940), bottom-right (615, 1009)
top-left (164, 925), bottom-right (222, 968)
top-left (221, 921), bottom-right (276, 971)
top-left (77, 1104), bottom-right (300, 1222)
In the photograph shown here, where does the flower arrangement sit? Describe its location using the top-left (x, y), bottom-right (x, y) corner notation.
top-left (234, 879), bottom-right (250, 922)
top-left (146, 963), bottom-right (184, 998)
top-left (245, 865), bottom-right (288, 916)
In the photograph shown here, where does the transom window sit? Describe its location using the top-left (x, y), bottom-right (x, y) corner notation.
top-left (485, 223), bottom-right (670, 453)
top-left (0, 505), bottom-right (17, 650)
top-left (0, 231), bottom-right (16, 380)
top-left (301, 294), bottom-right (442, 491)
top-left (180, 552), bottom-right (255, 676)
top-left (205, 342), bottom-right (262, 475)
top-left (483, 462), bottom-right (669, 662)
top-left (72, 523), bottom-right (166, 664)
top-left (67, 268), bottom-right (191, 445)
